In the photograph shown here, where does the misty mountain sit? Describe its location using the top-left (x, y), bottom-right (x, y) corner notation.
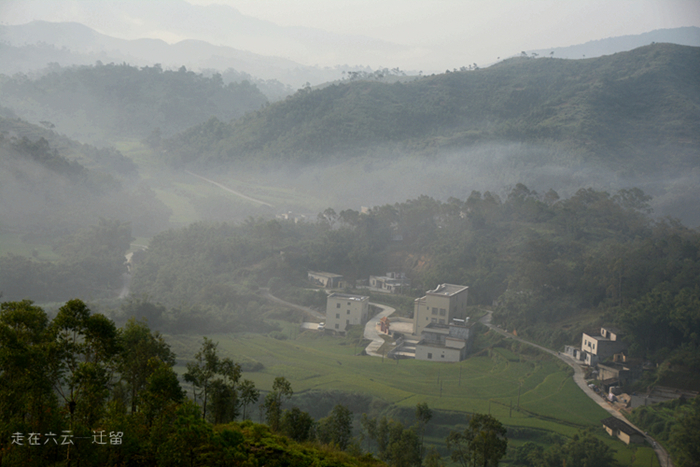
top-left (160, 43), bottom-right (700, 226)
top-left (0, 120), bottom-right (171, 237)
top-left (527, 26), bottom-right (700, 60)
top-left (0, 20), bottom-right (381, 88)
top-left (166, 44), bottom-right (700, 171)
top-left (0, 62), bottom-right (269, 141)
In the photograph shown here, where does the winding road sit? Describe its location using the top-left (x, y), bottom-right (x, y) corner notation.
top-left (479, 310), bottom-right (673, 467)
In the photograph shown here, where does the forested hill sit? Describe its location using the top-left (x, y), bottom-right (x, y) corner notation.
top-left (0, 62), bottom-right (268, 141)
top-left (163, 43), bottom-right (700, 171)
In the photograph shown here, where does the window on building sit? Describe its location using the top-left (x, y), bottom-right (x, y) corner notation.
top-left (439, 308), bottom-right (446, 316)
top-left (335, 324), bottom-right (339, 329)
top-left (336, 303), bottom-right (341, 308)
top-left (347, 310), bottom-right (350, 314)
top-left (346, 319), bottom-right (349, 325)
top-left (432, 307), bottom-right (438, 315)
top-left (336, 313), bottom-right (340, 319)
top-left (441, 354), bottom-right (445, 358)
top-left (432, 318), bottom-right (437, 323)
top-left (427, 353), bottom-right (432, 359)
top-left (439, 319), bottom-right (445, 324)
top-left (347, 302), bottom-right (351, 305)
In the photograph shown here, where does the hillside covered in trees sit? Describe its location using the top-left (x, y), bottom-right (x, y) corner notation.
top-left (123, 187), bottom-right (700, 375)
top-left (162, 43), bottom-right (699, 172)
top-left (0, 62), bottom-right (268, 141)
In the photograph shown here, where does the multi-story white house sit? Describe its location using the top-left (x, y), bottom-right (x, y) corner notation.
top-left (413, 283), bottom-right (469, 336)
top-left (565, 326), bottom-right (628, 366)
top-left (325, 293), bottom-right (369, 333)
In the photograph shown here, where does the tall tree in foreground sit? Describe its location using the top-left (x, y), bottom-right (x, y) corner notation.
top-left (447, 413), bottom-right (507, 467)
top-left (264, 376), bottom-right (293, 431)
top-left (184, 337), bottom-right (220, 420)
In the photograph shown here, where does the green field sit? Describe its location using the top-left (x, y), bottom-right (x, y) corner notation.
top-left (164, 329), bottom-right (659, 466)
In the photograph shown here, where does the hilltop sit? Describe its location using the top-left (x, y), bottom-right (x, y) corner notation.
top-left (164, 43), bottom-right (700, 174)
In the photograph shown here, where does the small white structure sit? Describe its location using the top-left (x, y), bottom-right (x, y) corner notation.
top-left (369, 272), bottom-right (411, 293)
top-left (414, 320), bottom-right (472, 362)
top-left (325, 293), bottom-right (369, 333)
top-left (308, 271), bottom-right (345, 288)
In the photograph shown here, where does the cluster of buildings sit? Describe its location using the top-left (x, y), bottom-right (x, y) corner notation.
top-left (312, 269), bottom-right (474, 363)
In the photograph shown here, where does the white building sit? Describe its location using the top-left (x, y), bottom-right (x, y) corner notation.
top-left (325, 293), bottom-right (369, 333)
top-left (413, 284), bottom-right (469, 336)
top-left (414, 320), bottom-right (472, 362)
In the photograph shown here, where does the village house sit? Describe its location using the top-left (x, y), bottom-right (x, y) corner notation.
top-left (413, 283), bottom-right (469, 336)
top-left (308, 271), bottom-right (345, 289)
top-left (601, 417), bottom-right (645, 445)
top-left (369, 272), bottom-right (411, 294)
top-left (325, 293), bottom-right (369, 333)
top-left (571, 326), bottom-right (628, 366)
top-left (598, 354), bottom-right (643, 390)
top-left (414, 319), bottom-right (472, 362)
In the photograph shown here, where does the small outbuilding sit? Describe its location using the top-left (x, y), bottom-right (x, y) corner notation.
top-left (601, 417), bottom-right (645, 445)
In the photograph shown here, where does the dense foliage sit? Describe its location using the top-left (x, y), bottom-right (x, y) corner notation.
top-left (0, 299), bottom-right (390, 467)
top-left (127, 187), bottom-right (700, 369)
top-left (628, 395), bottom-right (700, 467)
top-left (0, 62), bottom-right (268, 141)
top-left (163, 44), bottom-right (700, 172)
top-left (0, 219), bottom-right (133, 302)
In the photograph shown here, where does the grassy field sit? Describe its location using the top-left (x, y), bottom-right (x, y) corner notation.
top-left (114, 140), bottom-right (328, 227)
top-left (164, 329), bottom-right (659, 466)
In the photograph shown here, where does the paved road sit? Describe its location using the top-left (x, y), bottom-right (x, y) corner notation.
top-left (479, 310), bottom-right (673, 467)
top-left (363, 303), bottom-right (396, 357)
top-left (261, 290), bottom-right (325, 320)
top-left (185, 170), bottom-right (274, 207)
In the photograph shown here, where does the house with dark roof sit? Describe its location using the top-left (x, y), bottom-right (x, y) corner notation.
top-left (601, 417), bottom-right (645, 445)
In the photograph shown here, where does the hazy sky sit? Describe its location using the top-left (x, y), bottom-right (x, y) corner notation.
top-left (1, 0), bottom-right (699, 71)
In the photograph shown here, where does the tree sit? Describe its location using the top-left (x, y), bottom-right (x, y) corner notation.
top-left (0, 300), bottom-right (59, 443)
top-left (184, 337), bottom-right (220, 420)
top-left (281, 407), bottom-right (315, 442)
top-left (239, 379), bottom-right (259, 420)
top-left (379, 419), bottom-right (421, 467)
top-left (208, 358), bottom-right (241, 424)
top-left (317, 404), bottom-right (353, 450)
top-left (264, 376), bottom-right (293, 431)
top-left (416, 402), bottom-right (433, 457)
top-left (50, 299), bottom-right (122, 428)
top-left (447, 413), bottom-right (508, 467)
top-left (118, 317), bottom-right (176, 413)
top-left (670, 397), bottom-right (700, 467)
top-left (360, 413), bottom-right (378, 452)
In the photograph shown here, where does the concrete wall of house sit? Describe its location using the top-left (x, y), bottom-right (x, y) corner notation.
top-left (414, 285), bottom-right (468, 335)
top-left (415, 344), bottom-right (462, 362)
top-left (326, 295), bottom-right (368, 333)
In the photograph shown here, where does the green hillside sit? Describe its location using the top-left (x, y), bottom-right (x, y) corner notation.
top-left (164, 43), bottom-right (700, 172)
top-left (0, 62), bottom-right (268, 141)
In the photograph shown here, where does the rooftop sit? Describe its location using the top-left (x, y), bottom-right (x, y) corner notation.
top-left (426, 283), bottom-right (469, 296)
top-left (309, 271), bottom-right (343, 278)
top-left (601, 417), bottom-right (644, 437)
top-left (328, 293), bottom-right (368, 301)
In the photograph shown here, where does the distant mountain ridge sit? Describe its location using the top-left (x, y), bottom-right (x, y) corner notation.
top-left (527, 26), bottom-right (700, 59)
top-left (165, 43), bottom-right (700, 170)
top-left (0, 21), bottom-right (375, 88)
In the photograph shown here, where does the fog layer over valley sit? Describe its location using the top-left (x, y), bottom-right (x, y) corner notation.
top-left (1, 8), bottom-right (700, 467)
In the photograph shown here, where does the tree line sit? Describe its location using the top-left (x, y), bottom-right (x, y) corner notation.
top-left (1, 298), bottom-right (514, 467)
